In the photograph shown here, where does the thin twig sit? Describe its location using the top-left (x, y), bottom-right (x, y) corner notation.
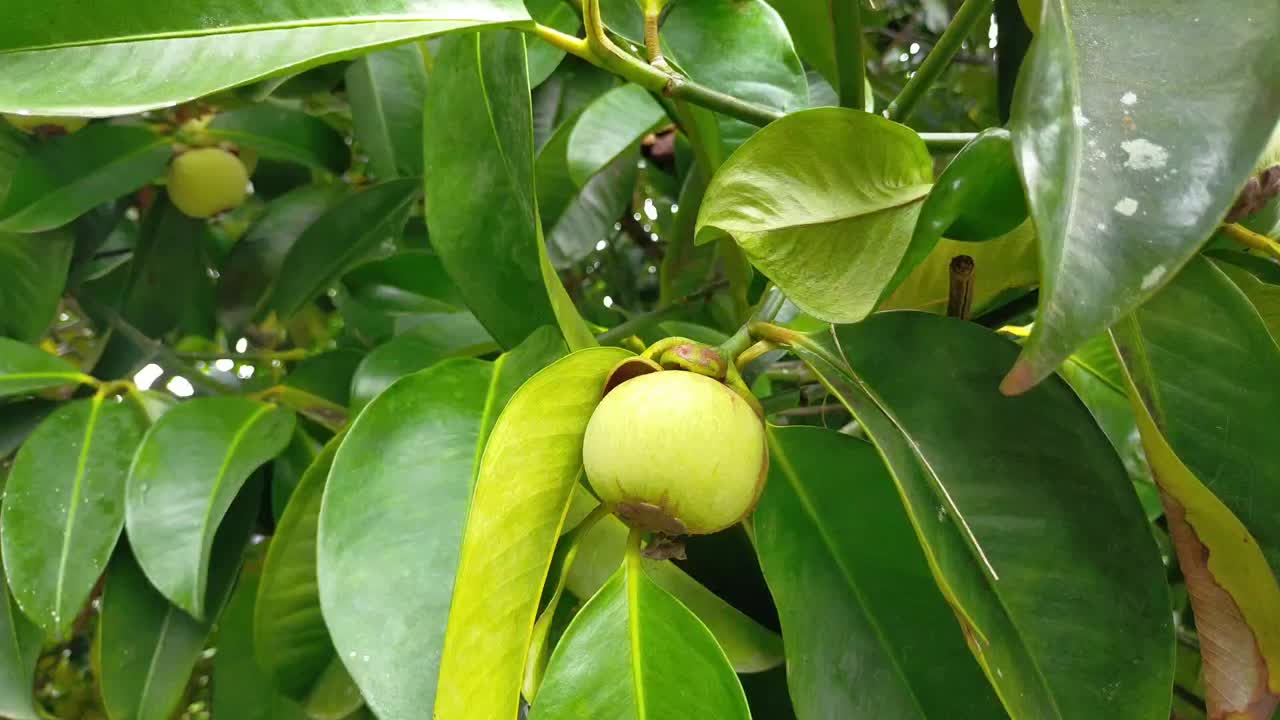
top-left (595, 280), bottom-right (729, 345)
top-left (885, 0), bottom-right (995, 122)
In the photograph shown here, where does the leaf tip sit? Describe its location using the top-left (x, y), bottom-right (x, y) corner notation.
top-left (998, 358), bottom-right (1039, 397)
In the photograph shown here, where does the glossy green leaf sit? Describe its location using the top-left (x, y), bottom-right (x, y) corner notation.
top-left (531, 59), bottom-right (617, 151)
top-left (879, 221), bottom-right (1039, 316)
top-left (320, 329), bottom-right (567, 720)
top-left (98, 484), bottom-right (259, 720)
top-left (271, 427), bottom-right (323, 521)
top-left (0, 555), bottom-right (41, 720)
top-left (215, 553), bottom-right (311, 720)
top-left (0, 126), bottom-right (28, 201)
top-left (217, 184), bottom-right (349, 332)
top-left (341, 251), bottom-right (465, 315)
top-left (121, 194), bottom-right (216, 338)
top-left (566, 84), bottom-right (664, 187)
top-left (2, 1), bottom-right (531, 52)
top-left (0, 7), bottom-right (531, 116)
top-left (0, 125), bottom-right (169, 233)
top-left (283, 350), bottom-right (364, 410)
top-left (604, 0), bottom-right (807, 152)
top-left (208, 105), bottom-right (350, 173)
top-left (1057, 335), bottom-right (1153, 492)
top-left (346, 44), bottom-right (429, 180)
top-left (901, 128), bottom-right (1027, 292)
top-left (530, 541), bottom-right (751, 720)
top-left (258, 436), bottom-right (362, 712)
top-left (1003, 0), bottom-right (1280, 393)
top-left (1111, 257), bottom-right (1280, 714)
top-left (536, 111), bottom-right (638, 269)
top-left (320, 359), bottom-right (490, 720)
top-left (696, 108), bottom-right (933, 323)
top-left (0, 337), bottom-right (92, 398)
top-left (264, 178), bottom-right (419, 321)
top-left (764, 1), bottom-right (838, 87)
top-left (792, 312), bottom-right (1173, 719)
top-left (1213, 258), bottom-right (1280, 343)
top-left (433, 347), bottom-right (630, 719)
top-left (0, 230), bottom-right (73, 342)
top-left (525, 0), bottom-right (577, 87)
top-left (425, 31), bottom-right (570, 349)
top-left (125, 397), bottom-right (294, 618)
top-left (564, 496), bottom-right (784, 673)
top-left (349, 312), bottom-right (497, 409)
top-left (756, 426), bottom-right (1005, 719)
top-left (1, 395), bottom-right (147, 637)
top-left (0, 399), bottom-right (57, 459)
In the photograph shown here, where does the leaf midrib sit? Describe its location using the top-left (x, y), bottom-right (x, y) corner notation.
top-left (53, 395), bottom-right (104, 633)
top-left (11, 16), bottom-right (525, 56)
top-left (719, 183), bottom-right (933, 241)
top-left (192, 404), bottom-right (276, 617)
top-left (626, 548), bottom-right (647, 720)
top-left (811, 347), bottom-right (1064, 719)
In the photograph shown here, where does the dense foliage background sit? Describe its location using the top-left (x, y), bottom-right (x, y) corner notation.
top-left (0, 0), bottom-right (1278, 718)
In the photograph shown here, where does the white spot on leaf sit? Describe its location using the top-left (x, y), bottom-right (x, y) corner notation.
top-left (1114, 197), bottom-right (1139, 216)
top-left (1141, 266), bottom-right (1167, 290)
top-left (1121, 139), bottom-right (1168, 170)
top-left (1121, 92), bottom-right (1138, 106)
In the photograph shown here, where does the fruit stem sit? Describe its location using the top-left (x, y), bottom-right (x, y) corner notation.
top-left (626, 526), bottom-right (645, 566)
top-left (642, 0), bottom-right (669, 69)
top-left (735, 340), bottom-right (779, 370)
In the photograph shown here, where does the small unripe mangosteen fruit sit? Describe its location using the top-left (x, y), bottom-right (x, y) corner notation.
top-left (582, 369), bottom-right (767, 536)
top-left (3, 114), bottom-right (88, 137)
top-left (167, 147), bottom-right (250, 218)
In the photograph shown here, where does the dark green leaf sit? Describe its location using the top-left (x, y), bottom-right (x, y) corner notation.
top-left (217, 184), bottom-right (349, 332)
top-left (530, 542), bottom-right (750, 720)
top-left (0, 338), bottom-right (91, 398)
top-left (531, 59), bottom-right (617, 151)
top-left (696, 108), bottom-right (933, 323)
top-left (0, 399), bottom-right (57, 459)
top-left (97, 483), bottom-right (259, 720)
top-left (122, 194), bottom-right (216, 338)
top-left (793, 312), bottom-right (1173, 719)
top-left (319, 359), bottom-right (489, 720)
top-left (0, 125), bottom-right (169, 233)
top-left (258, 436), bottom-right (362, 713)
top-left (349, 313), bottom-right (496, 410)
top-left (0, 230), bottom-right (73, 342)
top-left (566, 84), bottom-right (664, 187)
top-left (757, 426), bottom-right (1004, 719)
top-left (264, 178), bottom-right (419, 321)
top-left (215, 552), bottom-right (312, 720)
top-left (425, 31), bottom-right (592, 349)
top-left (282, 349), bottom-right (364, 409)
top-left (0, 554), bottom-right (40, 720)
top-left (341, 251), bottom-right (465, 315)
top-left (537, 107), bottom-right (638, 269)
top-left (1003, 0), bottom-right (1280, 393)
top-left (208, 105), bottom-right (350, 173)
top-left (1, 394), bottom-right (147, 637)
top-left (346, 44), bottom-right (429, 180)
top-left (125, 397), bottom-right (294, 618)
